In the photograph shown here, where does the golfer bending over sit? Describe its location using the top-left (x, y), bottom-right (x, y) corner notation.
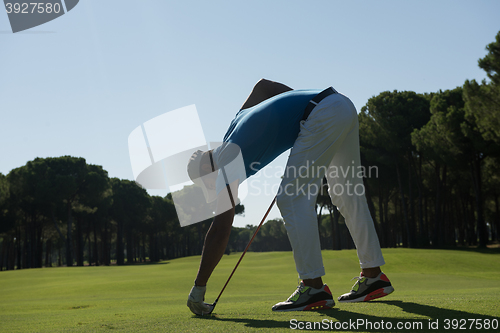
top-left (187, 79), bottom-right (394, 314)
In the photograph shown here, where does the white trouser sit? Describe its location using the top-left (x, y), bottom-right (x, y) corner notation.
top-left (276, 92), bottom-right (385, 280)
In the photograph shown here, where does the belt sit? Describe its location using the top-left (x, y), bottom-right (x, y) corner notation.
top-left (302, 86), bottom-right (337, 121)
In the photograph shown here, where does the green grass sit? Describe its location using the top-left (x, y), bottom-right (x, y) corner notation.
top-left (1, 248), bottom-right (499, 332)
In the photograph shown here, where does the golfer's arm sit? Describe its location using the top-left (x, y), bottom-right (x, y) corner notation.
top-left (241, 78), bottom-right (293, 109)
top-left (194, 182), bottom-right (238, 287)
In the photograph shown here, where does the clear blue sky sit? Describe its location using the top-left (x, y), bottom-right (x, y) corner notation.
top-left (1, 0), bottom-right (499, 227)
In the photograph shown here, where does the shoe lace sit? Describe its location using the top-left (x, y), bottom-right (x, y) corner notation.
top-left (287, 282), bottom-right (306, 302)
top-left (350, 276), bottom-right (362, 291)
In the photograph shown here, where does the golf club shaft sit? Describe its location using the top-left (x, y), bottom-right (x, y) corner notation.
top-left (211, 195), bottom-right (277, 310)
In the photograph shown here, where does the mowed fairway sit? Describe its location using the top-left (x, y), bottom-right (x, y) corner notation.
top-left (1, 249), bottom-right (499, 332)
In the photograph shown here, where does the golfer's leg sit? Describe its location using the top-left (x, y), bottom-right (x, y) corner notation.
top-left (277, 156), bottom-right (325, 280)
top-left (326, 116), bottom-right (385, 269)
top-left (277, 93), bottom-right (356, 280)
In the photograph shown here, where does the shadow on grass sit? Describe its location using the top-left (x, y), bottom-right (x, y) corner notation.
top-left (193, 312), bottom-right (292, 329)
top-left (195, 301), bottom-right (499, 332)
top-left (329, 301), bottom-right (499, 332)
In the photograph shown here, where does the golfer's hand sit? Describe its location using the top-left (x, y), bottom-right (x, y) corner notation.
top-left (187, 285), bottom-right (214, 316)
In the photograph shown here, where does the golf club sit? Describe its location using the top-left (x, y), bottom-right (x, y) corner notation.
top-left (208, 195), bottom-right (277, 314)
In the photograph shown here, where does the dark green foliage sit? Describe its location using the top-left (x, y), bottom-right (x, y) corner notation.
top-left (478, 31), bottom-right (500, 85)
top-left (360, 90), bottom-right (430, 156)
top-left (110, 178), bottom-right (151, 265)
top-left (0, 173), bottom-right (14, 235)
top-left (360, 90), bottom-right (430, 248)
top-left (249, 219), bottom-right (291, 252)
top-left (411, 88), bottom-right (495, 247)
top-left (463, 31), bottom-right (500, 144)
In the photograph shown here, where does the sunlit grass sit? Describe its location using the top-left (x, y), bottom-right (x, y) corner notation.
top-left (0, 248), bottom-right (499, 332)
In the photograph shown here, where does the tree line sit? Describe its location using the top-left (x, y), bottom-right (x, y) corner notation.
top-left (0, 155), bottom-right (251, 270)
top-left (355, 31), bottom-right (500, 249)
top-left (1, 32), bottom-right (499, 271)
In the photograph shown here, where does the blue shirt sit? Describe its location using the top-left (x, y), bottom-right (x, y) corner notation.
top-left (214, 89), bottom-right (320, 189)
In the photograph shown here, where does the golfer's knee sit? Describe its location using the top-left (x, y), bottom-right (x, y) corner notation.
top-left (276, 191), bottom-right (291, 213)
